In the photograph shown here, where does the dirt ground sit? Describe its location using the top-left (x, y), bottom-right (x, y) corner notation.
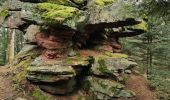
top-left (0, 66), bottom-right (15, 100)
top-left (125, 74), bottom-right (157, 100)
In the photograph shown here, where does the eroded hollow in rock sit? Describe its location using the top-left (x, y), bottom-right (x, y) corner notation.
top-left (35, 28), bottom-right (76, 59)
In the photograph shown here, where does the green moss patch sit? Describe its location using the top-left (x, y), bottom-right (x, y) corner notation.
top-left (128, 20), bottom-right (148, 31)
top-left (95, 0), bottom-right (117, 6)
top-left (36, 3), bottom-right (80, 24)
top-left (98, 59), bottom-right (109, 73)
top-left (104, 52), bottom-right (128, 58)
top-left (42, 0), bottom-right (78, 7)
top-left (12, 48), bottom-right (41, 89)
top-left (0, 8), bottom-right (9, 20)
top-left (32, 89), bottom-right (49, 100)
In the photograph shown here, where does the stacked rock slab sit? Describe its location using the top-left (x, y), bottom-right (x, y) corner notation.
top-left (26, 56), bottom-right (91, 94)
top-left (0, 0), bottom-right (147, 99)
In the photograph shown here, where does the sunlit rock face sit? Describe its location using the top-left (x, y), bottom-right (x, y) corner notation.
top-left (2, 0), bottom-right (147, 99)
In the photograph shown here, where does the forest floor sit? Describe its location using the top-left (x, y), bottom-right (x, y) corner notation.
top-left (0, 66), bottom-right (16, 100)
top-left (125, 74), bottom-right (158, 100)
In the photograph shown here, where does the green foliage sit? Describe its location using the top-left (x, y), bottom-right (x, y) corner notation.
top-left (150, 69), bottom-right (170, 100)
top-left (120, 1), bottom-right (170, 99)
top-left (0, 27), bottom-right (8, 65)
top-left (137, 0), bottom-right (170, 20)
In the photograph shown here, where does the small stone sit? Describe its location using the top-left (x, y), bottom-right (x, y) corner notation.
top-left (68, 49), bottom-right (77, 57)
top-left (125, 70), bottom-right (132, 74)
top-left (114, 90), bottom-right (135, 98)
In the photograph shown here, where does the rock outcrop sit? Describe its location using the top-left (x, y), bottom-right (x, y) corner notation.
top-left (0, 0), bottom-right (147, 99)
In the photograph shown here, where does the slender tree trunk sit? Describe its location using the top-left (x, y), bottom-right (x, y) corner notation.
top-left (149, 37), bottom-right (153, 79)
top-left (146, 38), bottom-right (150, 79)
top-left (8, 29), bottom-right (15, 63)
top-left (6, 29), bottom-right (10, 63)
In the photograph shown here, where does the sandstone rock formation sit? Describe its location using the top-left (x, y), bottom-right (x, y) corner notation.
top-left (0, 0), bottom-right (147, 99)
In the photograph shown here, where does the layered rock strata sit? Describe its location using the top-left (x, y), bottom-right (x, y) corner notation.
top-left (0, 0), bottom-right (147, 99)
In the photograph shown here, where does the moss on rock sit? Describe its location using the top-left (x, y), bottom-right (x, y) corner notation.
top-left (12, 48), bottom-right (41, 89)
top-left (45, 0), bottom-right (78, 7)
top-left (84, 76), bottom-right (135, 99)
top-left (32, 88), bottom-right (49, 100)
top-left (104, 52), bottom-right (128, 58)
top-left (36, 3), bottom-right (81, 24)
top-left (98, 58), bottom-right (109, 73)
top-left (0, 9), bottom-right (9, 18)
top-left (128, 20), bottom-right (148, 31)
top-left (0, 8), bottom-right (9, 23)
top-left (87, 0), bottom-right (117, 8)
top-left (95, 0), bottom-right (117, 6)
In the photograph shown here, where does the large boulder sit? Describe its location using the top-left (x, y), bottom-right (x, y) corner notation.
top-left (26, 56), bottom-right (91, 94)
top-left (83, 76), bottom-right (135, 99)
top-left (18, 0), bottom-right (147, 32)
top-left (6, 0), bottom-right (147, 99)
top-left (39, 77), bottom-right (76, 95)
top-left (90, 53), bottom-right (137, 76)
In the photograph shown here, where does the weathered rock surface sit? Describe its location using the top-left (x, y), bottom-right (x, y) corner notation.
top-left (84, 76), bottom-right (135, 99)
top-left (26, 52), bottom-right (137, 97)
top-left (91, 54), bottom-right (137, 76)
top-left (24, 24), bottom-right (41, 43)
top-left (4, 11), bottom-right (23, 28)
top-left (0, 0), bottom-right (147, 99)
top-left (3, 0), bottom-right (22, 11)
top-left (26, 56), bottom-right (91, 94)
top-left (21, 3), bottom-right (43, 24)
top-left (39, 77), bottom-right (76, 95)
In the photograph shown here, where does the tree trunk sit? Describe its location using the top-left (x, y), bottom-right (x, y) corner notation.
top-left (8, 29), bottom-right (15, 63)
